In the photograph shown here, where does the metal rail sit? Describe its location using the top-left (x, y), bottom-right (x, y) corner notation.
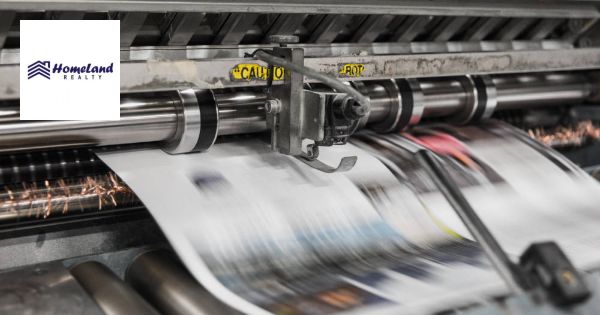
top-left (2, 48), bottom-right (600, 100)
top-left (0, 0), bottom-right (597, 18)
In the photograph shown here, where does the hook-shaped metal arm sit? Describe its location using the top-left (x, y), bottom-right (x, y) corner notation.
top-left (297, 155), bottom-right (357, 173)
top-left (296, 144), bottom-right (357, 173)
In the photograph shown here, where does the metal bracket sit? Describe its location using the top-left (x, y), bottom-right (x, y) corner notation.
top-left (253, 36), bottom-right (367, 173)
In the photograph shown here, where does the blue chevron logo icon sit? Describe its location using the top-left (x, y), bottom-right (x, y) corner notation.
top-left (27, 60), bottom-right (51, 79)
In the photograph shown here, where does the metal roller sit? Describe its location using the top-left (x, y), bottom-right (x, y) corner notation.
top-left (71, 261), bottom-right (161, 315)
top-left (493, 73), bottom-right (594, 110)
top-left (126, 250), bottom-right (239, 315)
top-left (0, 92), bottom-right (180, 153)
top-left (0, 73), bottom-right (594, 154)
top-left (214, 90), bottom-right (268, 136)
top-left (419, 78), bottom-right (468, 118)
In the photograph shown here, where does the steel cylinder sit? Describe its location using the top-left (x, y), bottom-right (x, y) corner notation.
top-left (214, 90), bottom-right (268, 135)
top-left (0, 92), bottom-right (179, 153)
top-left (71, 261), bottom-right (160, 315)
top-left (420, 78), bottom-right (468, 118)
top-left (494, 73), bottom-right (593, 110)
top-left (0, 72), bottom-right (594, 154)
top-left (126, 250), bottom-right (238, 315)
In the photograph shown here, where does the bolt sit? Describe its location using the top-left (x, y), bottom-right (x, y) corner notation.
top-left (341, 97), bottom-right (368, 119)
top-left (265, 99), bottom-right (282, 114)
top-left (267, 35), bottom-right (300, 47)
top-left (351, 101), bottom-right (368, 117)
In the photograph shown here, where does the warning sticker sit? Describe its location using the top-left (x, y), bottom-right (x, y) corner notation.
top-left (230, 64), bottom-right (285, 81)
top-left (338, 64), bottom-right (365, 77)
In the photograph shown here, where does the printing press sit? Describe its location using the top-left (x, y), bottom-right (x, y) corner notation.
top-left (2, 1), bottom-right (600, 314)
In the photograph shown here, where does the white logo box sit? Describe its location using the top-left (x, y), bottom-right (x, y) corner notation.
top-left (20, 20), bottom-right (120, 120)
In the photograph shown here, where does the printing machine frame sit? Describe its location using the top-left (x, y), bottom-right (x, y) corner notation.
top-left (1, 0), bottom-right (600, 314)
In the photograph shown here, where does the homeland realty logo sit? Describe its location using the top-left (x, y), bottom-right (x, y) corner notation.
top-left (20, 20), bottom-right (120, 120)
top-left (27, 60), bottom-right (114, 81)
top-left (27, 60), bottom-right (50, 79)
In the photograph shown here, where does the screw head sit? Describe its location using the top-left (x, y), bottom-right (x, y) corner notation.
top-left (267, 35), bottom-right (300, 45)
top-left (265, 99), bottom-right (282, 114)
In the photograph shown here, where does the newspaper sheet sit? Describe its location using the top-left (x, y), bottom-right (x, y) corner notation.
top-left (98, 122), bottom-right (600, 314)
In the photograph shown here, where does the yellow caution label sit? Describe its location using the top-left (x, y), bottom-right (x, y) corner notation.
top-left (230, 63), bottom-right (285, 81)
top-left (338, 63), bottom-right (365, 77)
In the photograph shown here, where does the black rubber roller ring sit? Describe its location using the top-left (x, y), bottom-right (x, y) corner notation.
top-left (192, 90), bottom-right (219, 152)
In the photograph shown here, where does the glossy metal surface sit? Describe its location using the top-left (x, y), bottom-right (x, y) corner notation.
top-left (126, 250), bottom-right (239, 315)
top-left (0, 73), bottom-right (593, 154)
top-left (215, 90), bottom-right (267, 135)
top-left (163, 88), bottom-right (202, 154)
top-left (420, 78), bottom-right (468, 117)
top-left (494, 73), bottom-right (594, 110)
top-left (0, 92), bottom-right (179, 153)
top-left (0, 262), bottom-right (104, 315)
top-left (71, 261), bottom-right (160, 315)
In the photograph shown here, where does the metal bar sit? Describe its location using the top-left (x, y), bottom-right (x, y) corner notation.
top-left (160, 13), bottom-right (205, 46)
top-left (494, 18), bottom-right (537, 40)
top-left (46, 10), bottom-right (86, 20)
top-left (308, 48), bottom-right (600, 80)
top-left (0, 73), bottom-right (591, 155)
top-left (525, 18), bottom-right (564, 40)
top-left (463, 17), bottom-right (506, 41)
top-left (214, 90), bottom-right (267, 135)
top-left (0, 40), bottom-right (575, 66)
top-left (118, 12), bottom-right (148, 47)
top-left (429, 16), bottom-right (472, 42)
top-left (351, 15), bottom-right (395, 43)
top-left (390, 15), bottom-right (435, 42)
top-left (264, 13), bottom-right (307, 42)
top-left (0, 11), bottom-right (15, 49)
top-left (2, 48), bottom-right (600, 99)
top-left (494, 74), bottom-right (593, 110)
top-left (0, 93), bottom-right (180, 153)
top-left (308, 14), bottom-right (351, 43)
top-left (71, 261), bottom-right (161, 315)
top-left (212, 13), bottom-right (259, 45)
top-left (0, 0), bottom-right (597, 18)
top-left (415, 149), bottom-right (526, 293)
top-left (126, 250), bottom-right (239, 315)
top-left (0, 90), bottom-right (265, 152)
top-left (420, 78), bottom-right (467, 117)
